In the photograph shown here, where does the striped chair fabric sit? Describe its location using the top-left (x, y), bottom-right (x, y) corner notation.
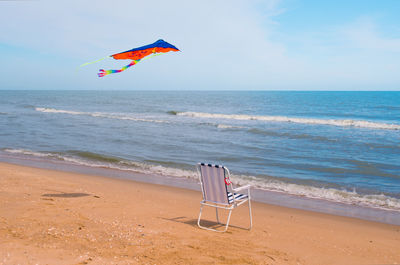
top-left (199, 163), bottom-right (248, 205)
top-left (199, 163), bottom-right (229, 205)
top-left (227, 192), bottom-right (248, 203)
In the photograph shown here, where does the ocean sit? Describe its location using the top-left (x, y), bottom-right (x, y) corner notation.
top-left (1, 90), bottom-right (399, 214)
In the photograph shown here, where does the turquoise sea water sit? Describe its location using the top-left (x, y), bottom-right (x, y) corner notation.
top-left (0, 91), bottom-right (399, 211)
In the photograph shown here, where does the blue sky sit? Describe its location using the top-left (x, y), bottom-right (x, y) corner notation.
top-left (0, 0), bottom-right (399, 90)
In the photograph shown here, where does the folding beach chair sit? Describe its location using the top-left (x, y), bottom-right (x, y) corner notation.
top-left (197, 163), bottom-right (252, 232)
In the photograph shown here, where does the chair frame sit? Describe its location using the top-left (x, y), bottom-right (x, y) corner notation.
top-left (197, 163), bottom-right (252, 232)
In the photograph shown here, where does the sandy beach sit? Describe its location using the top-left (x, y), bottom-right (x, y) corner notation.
top-left (0, 162), bottom-right (399, 264)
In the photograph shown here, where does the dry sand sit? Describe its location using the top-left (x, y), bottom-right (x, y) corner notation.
top-left (0, 162), bottom-right (399, 264)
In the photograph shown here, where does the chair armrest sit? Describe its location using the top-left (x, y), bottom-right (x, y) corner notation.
top-left (233, 185), bottom-right (251, 193)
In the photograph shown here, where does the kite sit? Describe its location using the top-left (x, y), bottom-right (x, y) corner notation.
top-left (80, 39), bottom-right (180, 77)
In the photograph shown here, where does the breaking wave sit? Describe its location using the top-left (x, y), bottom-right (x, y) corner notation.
top-left (216, 124), bottom-right (245, 129)
top-left (2, 148), bottom-right (198, 179)
top-left (173, 111), bottom-right (400, 130)
top-left (35, 107), bottom-right (169, 124)
top-left (3, 148), bottom-right (400, 212)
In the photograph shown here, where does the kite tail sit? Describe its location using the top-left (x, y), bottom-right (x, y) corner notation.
top-left (98, 60), bottom-right (139, 77)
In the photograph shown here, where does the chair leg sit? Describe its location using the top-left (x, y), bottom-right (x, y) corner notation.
top-left (223, 209), bottom-right (233, 232)
top-left (197, 204), bottom-right (204, 229)
top-left (198, 204), bottom-right (232, 232)
top-left (216, 208), bottom-right (220, 224)
top-left (248, 199), bottom-right (253, 230)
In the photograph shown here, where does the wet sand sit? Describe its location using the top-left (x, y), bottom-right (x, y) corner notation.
top-left (0, 162), bottom-right (399, 264)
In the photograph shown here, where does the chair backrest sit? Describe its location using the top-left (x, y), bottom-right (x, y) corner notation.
top-left (197, 163), bottom-right (231, 205)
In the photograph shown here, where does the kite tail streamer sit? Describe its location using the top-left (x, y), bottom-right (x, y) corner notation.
top-left (97, 52), bottom-right (164, 77)
top-left (98, 60), bottom-right (138, 77)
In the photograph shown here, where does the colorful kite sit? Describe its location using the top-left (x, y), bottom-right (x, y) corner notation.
top-left (80, 39), bottom-right (180, 77)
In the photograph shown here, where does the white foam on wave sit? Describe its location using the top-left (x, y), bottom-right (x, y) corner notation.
top-left (2, 148), bottom-right (197, 179)
top-left (35, 107), bottom-right (169, 124)
top-left (216, 124), bottom-right (245, 129)
top-left (35, 108), bottom-right (84, 115)
top-left (231, 174), bottom-right (400, 211)
top-left (3, 148), bottom-right (400, 212)
top-left (3, 148), bottom-right (59, 158)
top-left (177, 111), bottom-right (400, 130)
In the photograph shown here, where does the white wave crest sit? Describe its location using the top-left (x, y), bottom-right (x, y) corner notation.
top-left (3, 148), bottom-right (61, 159)
top-left (35, 108), bottom-right (84, 115)
top-left (216, 124), bottom-right (245, 129)
top-left (3, 148), bottom-right (400, 212)
top-left (177, 111), bottom-right (400, 130)
top-left (230, 174), bottom-right (400, 211)
top-left (35, 107), bottom-right (169, 124)
top-left (2, 148), bottom-right (197, 179)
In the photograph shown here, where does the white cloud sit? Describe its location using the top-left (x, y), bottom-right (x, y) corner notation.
top-left (341, 17), bottom-right (400, 53)
top-left (0, 1), bottom-right (399, 90)
top-left (1, 0), bottom-right (300, 89)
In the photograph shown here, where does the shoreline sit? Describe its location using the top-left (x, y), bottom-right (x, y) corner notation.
top-left (0, 161), bottom-right (399, 264)
top-left (1, 153), bottom-right (400, 226)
